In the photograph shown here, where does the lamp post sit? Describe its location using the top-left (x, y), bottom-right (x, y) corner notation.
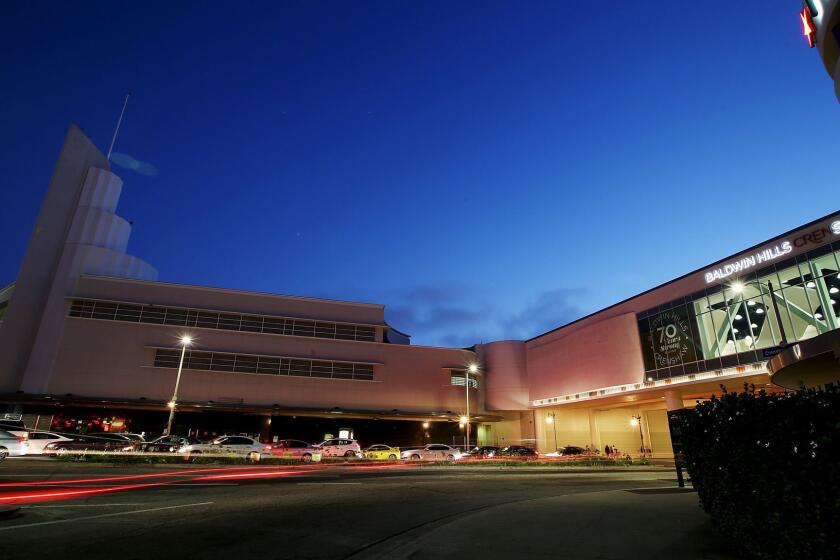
top-left (730, 280), bottom-right (788, 347)
top-left (545, 412), bottom-right (557, 453)
top-left (164, 335), bottom-right (192, 436)
top-left (465, 363), bottom-right (478, 450)
top-left (631, 414), bottom-right (645, 457)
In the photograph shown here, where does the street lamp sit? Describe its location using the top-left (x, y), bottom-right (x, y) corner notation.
top-left (631, 414), bottom-right (645, 457)
top-left (730, 280), bottom-right (788, 347)
top-left (164, 335), bottom-right (192, 436)
top-left (545, 412), bottom-right (557, 452)
top-left (465, 363), bottom-right (478, 450)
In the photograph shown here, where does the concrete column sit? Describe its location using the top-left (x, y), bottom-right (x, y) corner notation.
top-left (664, 390), bottom-right (684, 411)
top-left (259, 416), bottom-right (272, 442)
top-left (588, 409), bottom-right (602, 453)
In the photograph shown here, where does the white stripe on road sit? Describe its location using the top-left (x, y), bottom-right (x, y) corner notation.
top-left (0, 501), bottom-right (213, 532)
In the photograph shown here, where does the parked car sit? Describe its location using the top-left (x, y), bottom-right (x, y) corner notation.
top-left (270, 439), bottom-right (322, 462)
top-left (315, 438), bottom-right (361, 458)
top-left (25, 431), bottom-right (73, 455)
top-left (400, 444), bottom-right (461, 461)
top-left (459, 446), bottom-right (501, 460)
top-left (141, 435), bottom-right (197, 453)
top-left (490, 445), bottom-right (539, 458)
top-left (0, 420), bottom-right (28, 439)
top-left (179, 435), bottom-right (270, 458)
top-left (0, 429), bottom-right (29, 460)
top-left (559, 445), bottom-right (587, 456)
top-left (361, 444), bottom-right (400, 460)
top-left (43, 433), bottom-right (137, 455)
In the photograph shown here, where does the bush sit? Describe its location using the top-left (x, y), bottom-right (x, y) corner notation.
top-left (678, 383), bottom-right (840, 560)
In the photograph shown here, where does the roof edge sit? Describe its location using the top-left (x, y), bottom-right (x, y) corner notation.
top-left (79, 275), bottom-right (385, 310)
top-left (527, 208), bottom-right (840, 343)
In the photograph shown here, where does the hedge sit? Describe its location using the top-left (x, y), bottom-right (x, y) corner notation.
top-left (678, 383), bottom-right (840, 560)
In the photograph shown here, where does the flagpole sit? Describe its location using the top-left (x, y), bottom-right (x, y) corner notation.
top-left (107, 93), bottom-right (131, 161)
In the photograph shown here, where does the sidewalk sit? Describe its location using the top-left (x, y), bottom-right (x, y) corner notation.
top-left (355, 487), bottom-right (736, 560)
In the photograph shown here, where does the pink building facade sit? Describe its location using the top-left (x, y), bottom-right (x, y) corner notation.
top-left (2, 125), bottom-right (840, 455)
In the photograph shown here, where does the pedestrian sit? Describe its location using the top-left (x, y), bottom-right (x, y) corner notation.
top-left (604, 444), bottom-right (611, 455)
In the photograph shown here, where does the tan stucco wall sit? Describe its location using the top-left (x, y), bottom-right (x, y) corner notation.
top-left (49, 315), bottom-right (480, 416)
top-left (530, 403), bottom-right (676, 458)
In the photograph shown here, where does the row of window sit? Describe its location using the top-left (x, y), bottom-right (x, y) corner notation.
top-left (152, 349), bottom-right (375, 381)
top-left (69, 299), bottom-right (378, 342)
top-left (450, 372), bottom-right (478, 389)
top-left (638, 243), bottom-right (840, 378)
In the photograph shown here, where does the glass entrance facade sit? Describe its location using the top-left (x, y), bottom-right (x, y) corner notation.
top-left (638, 243), bottom-right (840, 380)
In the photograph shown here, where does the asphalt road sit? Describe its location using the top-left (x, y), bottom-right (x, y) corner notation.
top-left (0, 461), bottom-right (730, 560)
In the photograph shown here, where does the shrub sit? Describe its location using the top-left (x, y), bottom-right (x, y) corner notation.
top-left (679, 383), bottom-right (840, 560)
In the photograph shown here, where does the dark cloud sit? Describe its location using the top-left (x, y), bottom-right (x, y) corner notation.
top-left (384, 284), bottom-right (584, 347)
top-left (500, 288), bottom-right (585, 339)
top-left (110, 152), bottom-right (158, 177)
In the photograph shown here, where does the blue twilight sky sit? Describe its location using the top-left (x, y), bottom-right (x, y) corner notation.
top-left (1, 1), bottom-right (838, 347)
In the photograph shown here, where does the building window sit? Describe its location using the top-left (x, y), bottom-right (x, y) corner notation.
top-left (638, 244), bottom-right (840, 379)
top-left (450, 371), bottom-right (478, 388)
top-left (69, 298), bottom-right (379, 343)
top-left (152, 348), bottom-right (376, 381)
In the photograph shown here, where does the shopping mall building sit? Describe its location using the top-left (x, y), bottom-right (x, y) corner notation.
top-left (2, 125), bottom-right (839, 456)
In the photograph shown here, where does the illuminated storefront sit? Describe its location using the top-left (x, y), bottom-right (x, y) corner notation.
top-left (638, 224), bottom-right (840, 381)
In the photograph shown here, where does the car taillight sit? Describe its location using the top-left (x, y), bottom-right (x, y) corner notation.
top-left (263, 445), bottom-right (272, 451)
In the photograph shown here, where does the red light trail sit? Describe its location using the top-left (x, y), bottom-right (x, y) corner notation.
top-left (0, 462), bottom-right (415, 505)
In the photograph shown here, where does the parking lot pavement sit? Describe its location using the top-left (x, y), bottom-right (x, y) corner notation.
top-left (0, 464), bottom-right (730, 560)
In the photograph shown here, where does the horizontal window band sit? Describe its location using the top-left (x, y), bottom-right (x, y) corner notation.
top-left (68, 298), bottom-right (380, 343)
top-left (146, 346), bottom-right (381, 366)
top-left (151, 347), bottom-right (377, 381)
top-left (68, 299), bottom-right (378, 342)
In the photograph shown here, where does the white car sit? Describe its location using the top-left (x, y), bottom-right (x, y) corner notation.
top-left (179, 435), bottom-right (270, 458)
top-left (0, 420), bottom-right (28, 439)
top-left (315, 438), bottom-right (361, 458)
top-left (25, 431), bottom-right (73, 454)
top-left (400, 444), bottom-right (461, 461)
top-left (0, 429), bottom-right (29, 459)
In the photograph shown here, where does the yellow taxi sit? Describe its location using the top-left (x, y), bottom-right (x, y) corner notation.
top-left (362, 444), bottom-right (400, 460)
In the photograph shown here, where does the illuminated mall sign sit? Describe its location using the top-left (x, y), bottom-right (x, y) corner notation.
top-left (704, 220), bottom-right (840, 285)
top-left (704, 242), bottom-right (793, 284)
